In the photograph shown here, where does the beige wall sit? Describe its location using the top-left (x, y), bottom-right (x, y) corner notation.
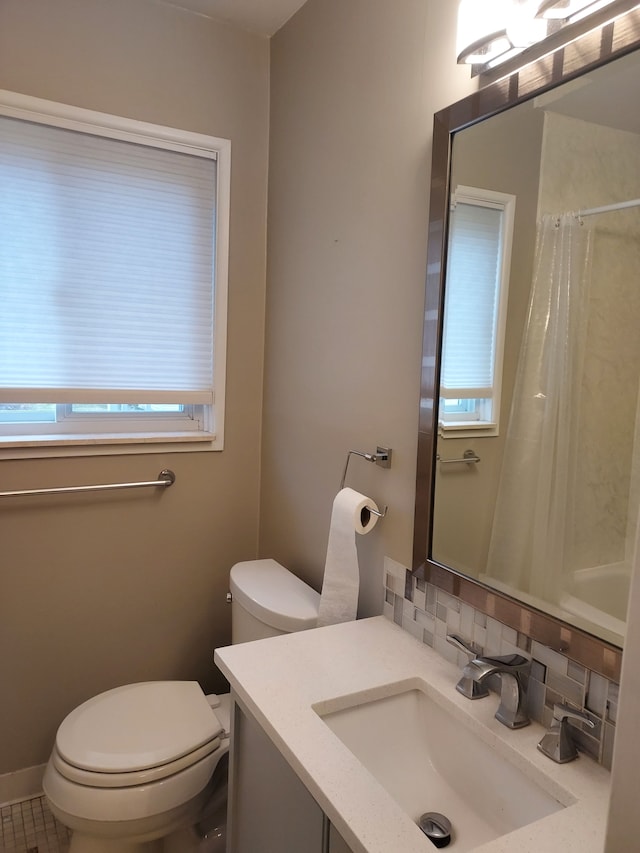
top-left (0, 0), bottom-right (269, 773)
top-left (0, 0), bottom-right (475, 778)
top-left (3, 4), bottom-right (638, 842)
top-left (259, 0), bottom-right (474, 615)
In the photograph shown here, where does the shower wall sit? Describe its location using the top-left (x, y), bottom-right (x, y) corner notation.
top-left (538, 112), bottom-right (640, 576)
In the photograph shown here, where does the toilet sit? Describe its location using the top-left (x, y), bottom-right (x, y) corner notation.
top-left (43, 559), bottom-right (321, 853)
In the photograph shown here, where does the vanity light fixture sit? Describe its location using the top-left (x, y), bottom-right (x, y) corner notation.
top-left (456, 28), bottom-right (514, 65)
top-left (536, 0), bottom-right (616, 21)
top-left (457, 0), bottom-right (507, 64)
top-left (457, 0), bottom-right (619, 71)
top-left (457, 0), bottom-right (547, 66)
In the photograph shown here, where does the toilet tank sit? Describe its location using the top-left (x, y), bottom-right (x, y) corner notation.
top-left (229, 559), bottom-right (320, 644)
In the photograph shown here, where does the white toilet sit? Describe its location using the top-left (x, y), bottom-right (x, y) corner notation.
top-left (43, 559), bottom-right (321, 853)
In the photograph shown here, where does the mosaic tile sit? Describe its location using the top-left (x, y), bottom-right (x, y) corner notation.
top-left (485, 616), bottom-right (503, 653)
top-left (474, 609), bottom-right (487, 628)
top-left (607, 682), bottom-right (619, 723)
top-left (459, 603), bottom-right (475, 640)
top-left (568, 660), bottom-right (587, 685)
top-left (393, 593), bottom-right (403, 625)
top-left (436, 590), bottom-right (460, 613)
top-left (445, 607), bottom-right (461, 634)
top-left (531, 641), bottom-right (569, 676)
top-left (517, 633), bottom-right (532, 653)
top-left (586, 671), bottom-right (609, 717)
top-left (602, 722), bottom-right (616, 771)
top-left (546, 669), bottom-right (586, 708)
top-left (0, 796), bottom-right (70, 853)
top-left (530, 659), bottom-right (547, 683)
top-left (526, 676), bottom-right (546, 721)
top-left (383, 570), bottom-right (619, 768)
top-left (413, 582), bottom-right (427, 612)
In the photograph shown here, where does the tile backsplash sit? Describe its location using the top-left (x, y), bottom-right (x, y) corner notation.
top-left (383, 557), bottom-right (618, 769)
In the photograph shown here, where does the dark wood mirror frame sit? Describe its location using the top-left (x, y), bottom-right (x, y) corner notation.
top-left (412, 1), bottom-right (640, 683)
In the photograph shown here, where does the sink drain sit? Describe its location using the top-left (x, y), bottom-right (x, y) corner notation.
top-left (418, 812), bottom-right (452, 848)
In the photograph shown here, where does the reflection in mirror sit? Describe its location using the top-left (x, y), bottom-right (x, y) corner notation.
top-left (431, 50), bottom-right (640, 649)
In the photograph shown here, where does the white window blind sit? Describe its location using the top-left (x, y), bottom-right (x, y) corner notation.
top-left (438, 185), bottom-right (515, 436)
top-left (0, 113), bottom-right (217, 406)
top-left (440, 200), bottom-right (502, 398)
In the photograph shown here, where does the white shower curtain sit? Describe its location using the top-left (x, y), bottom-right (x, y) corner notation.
top-left (485, 214), bottom-right (593, 601)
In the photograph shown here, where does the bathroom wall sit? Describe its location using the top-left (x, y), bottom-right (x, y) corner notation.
top-left (0, 0), bottom-right (475, 785)
top-left (259, 0), bottom-right (474, 615)
top-left (0, 0), bottom-right (269, 775)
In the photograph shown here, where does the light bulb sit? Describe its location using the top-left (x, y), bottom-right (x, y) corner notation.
top-left (457, 0), bottom-right (548, 66)
top-left (507, 0), bottom-right (548, 46)
top-left (457, 0), bottom-right (512, 62)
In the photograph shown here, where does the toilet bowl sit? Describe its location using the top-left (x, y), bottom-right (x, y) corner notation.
top-left (43, 682), bottom-right (231, 852)
top-left (44, 560), bottom-right (320, 853)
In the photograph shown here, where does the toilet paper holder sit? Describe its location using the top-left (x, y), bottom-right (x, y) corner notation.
top-left (339, 447), bottom-right (391, 518)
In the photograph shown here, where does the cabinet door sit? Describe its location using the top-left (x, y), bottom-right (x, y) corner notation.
top-left (329, 823), bottom-right (355, 853)
top-left (229, 699), bottom-right (325, 853)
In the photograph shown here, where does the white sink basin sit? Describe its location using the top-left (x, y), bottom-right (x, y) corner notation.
top-left (316, 681), bottom-right (567, 852)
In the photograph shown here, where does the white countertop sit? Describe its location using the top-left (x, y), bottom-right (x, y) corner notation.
top-left (215, 616), bottom-right (611, 853)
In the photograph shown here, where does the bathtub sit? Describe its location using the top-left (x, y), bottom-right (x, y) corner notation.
top-left (560, 562), bottom-right (630, 645)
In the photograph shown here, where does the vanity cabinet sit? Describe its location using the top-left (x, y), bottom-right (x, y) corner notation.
top-left (228, 695), bottom-right (354, 853)
top-left (328, 825), bottom-right (354, 852)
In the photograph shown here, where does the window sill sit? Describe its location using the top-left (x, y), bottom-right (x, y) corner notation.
top-left (0, 431), bottom-right (220, 460)
top-left (438, 422), bottom-right (498, 439)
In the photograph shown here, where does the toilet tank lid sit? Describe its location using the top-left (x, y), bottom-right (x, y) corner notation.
top-left (230, 559), bottom-right (320, 632)
top-left (56, 681), bottom-right (223, 773)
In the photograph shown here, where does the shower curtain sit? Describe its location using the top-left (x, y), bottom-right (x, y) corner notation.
top-left (485, 214), bottom-right (593, 601)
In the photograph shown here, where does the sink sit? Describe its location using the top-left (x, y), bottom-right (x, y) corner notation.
top-left (316, 681), bottom-right (568, 851)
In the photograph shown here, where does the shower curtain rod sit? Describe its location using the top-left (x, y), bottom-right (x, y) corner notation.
top-left (577, 197), bottom-right (640, 217)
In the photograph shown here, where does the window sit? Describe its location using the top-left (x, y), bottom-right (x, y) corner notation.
top-left (439, 185), bottom-right (515, 436)
top-left (0, 90), bottom-right (230, 455)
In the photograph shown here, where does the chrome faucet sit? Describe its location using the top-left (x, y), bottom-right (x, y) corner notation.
top-left (537, 703), bottom-right (595, 763)
top-left (447, 634), bottom-right (531, 729)
top-left (446, 634), bottom-right (490, 699)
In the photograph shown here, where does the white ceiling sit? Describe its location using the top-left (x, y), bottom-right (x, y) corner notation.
top-left (158, 0), bottom-right (308, 36)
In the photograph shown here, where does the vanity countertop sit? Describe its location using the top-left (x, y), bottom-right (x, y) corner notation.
top-left (214, 615), bottom-right (611, 853)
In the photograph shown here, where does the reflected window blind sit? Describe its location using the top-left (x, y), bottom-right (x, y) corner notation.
top-left (0, 114), bottom-right (217, 404)
top-left (440, 201), bottom-right (502, 398)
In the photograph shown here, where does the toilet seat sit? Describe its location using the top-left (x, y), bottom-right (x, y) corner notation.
top-left (54, 681), bottom-right (225, 787)
top-left (51, 736), bottom-right (224, 787)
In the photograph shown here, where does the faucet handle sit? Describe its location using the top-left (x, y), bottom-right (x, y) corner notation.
top-left (446, 633), bottom-right (479, 660)
top-left (446, 634), bottom-right (490, 699)
top-left (538, 703), bottom-right (595, 763)
top-left (552, 703), bottom-right (595, 727)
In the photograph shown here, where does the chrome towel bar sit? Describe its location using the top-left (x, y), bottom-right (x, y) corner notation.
top-left (437, 449), bottom-right (480, 465)
top-left (0, 469), bottom-right (175, 498)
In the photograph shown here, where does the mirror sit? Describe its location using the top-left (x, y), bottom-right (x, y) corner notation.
top-left (414, 7), bottom-right (640, 679)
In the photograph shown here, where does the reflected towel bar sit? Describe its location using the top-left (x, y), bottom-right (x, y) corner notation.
top-left (437, 450), bottom-right (480, 465)
top-left (0, 469), bottom-right (176, 498)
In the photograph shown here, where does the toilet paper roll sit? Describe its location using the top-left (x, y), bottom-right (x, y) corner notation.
top-left (317, 487), bottom-right (379, 628)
